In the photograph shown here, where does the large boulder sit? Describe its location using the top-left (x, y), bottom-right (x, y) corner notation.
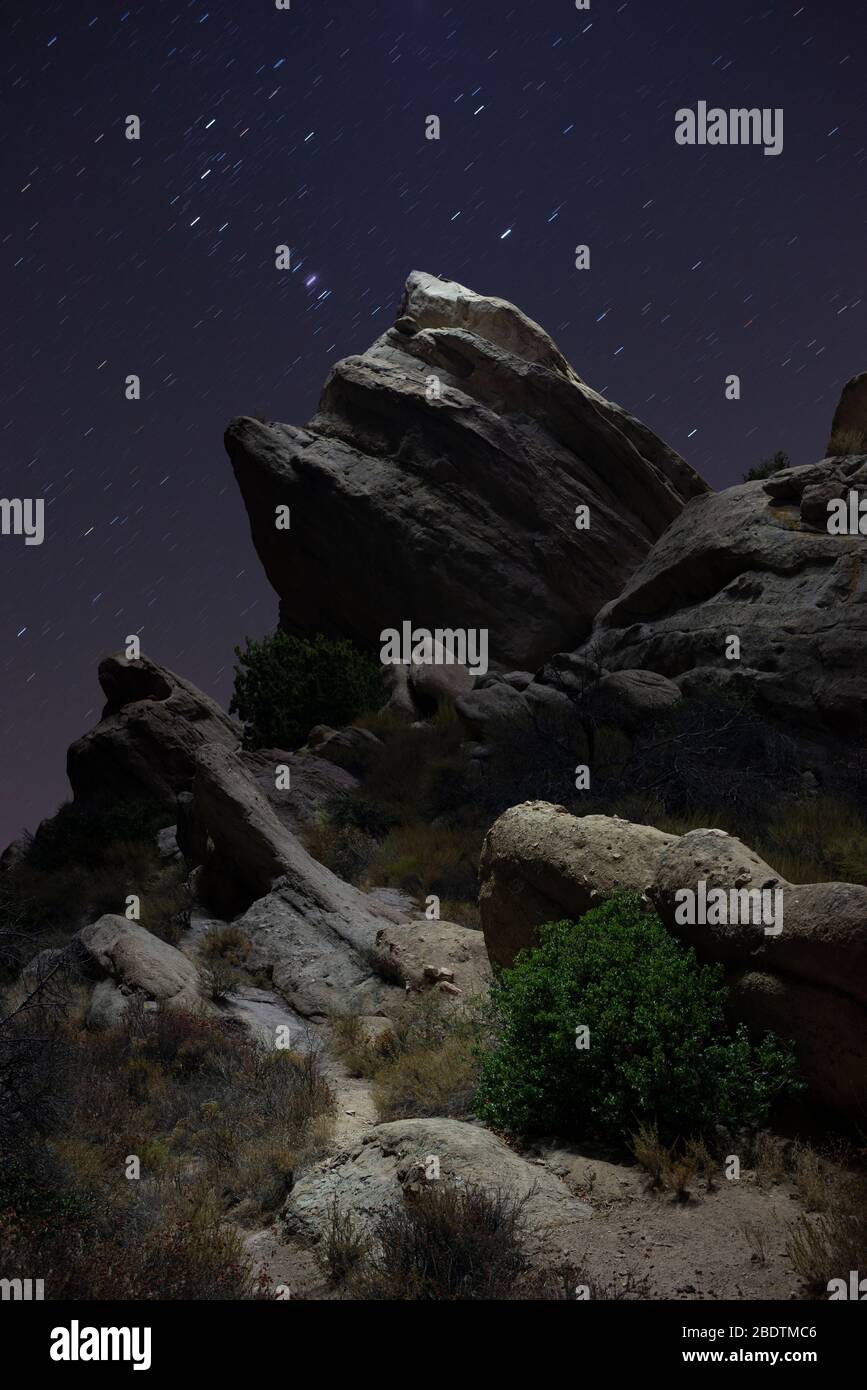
top-left (478, 802), bottom-right (677, 969)
top-left (478, 804), bottom-right (867, 1120)
top-left (282, 1117), bottom-right (592, 1262)
top-left (226, 271), bottom-right (705, 672)
top-left (74, 914), bottom-right (201, 1011)
top-left (67, 653), bottom-right (239, 805)
top-left (566, 462), bottom-right (867, 735)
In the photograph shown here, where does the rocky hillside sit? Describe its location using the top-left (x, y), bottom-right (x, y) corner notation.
top-left (4, 276), bottom-right (867, 1304)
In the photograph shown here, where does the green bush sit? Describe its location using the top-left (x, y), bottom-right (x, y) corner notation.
top-left (475, 892), bottom-right (800, 1142)
top-left (230, 631), bottom-right (384, 750)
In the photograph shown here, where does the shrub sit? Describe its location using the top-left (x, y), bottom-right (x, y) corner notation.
top-left (475, 892), bottom-right (801, 1142)
top-left (330, 994), bottom-right (483, 1121)
top-left (200, 959), bottom-right (240, 1002)
top-left (199, 924), bottom-right (251, 967)
top-left (743, 449), bottom-right (790, 483)
top-left (372, 1036), bottom-right (478, 1121)
top-left (303, 816), bottom-right (378, 884)
top-left (0, 796), bottom-right (179, 945)
top-left (230, 631), bottom-right (384, 750)
top-left (351, 1182), bottom-right (530, 1300)
top-left (787, 1171), bottom-right (867, 1293)
top-left (324, 1199), bottom-right (369, 1283)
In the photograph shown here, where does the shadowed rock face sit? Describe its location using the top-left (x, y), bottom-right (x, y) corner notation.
top-left (67, 653), bottom-right (240, 805)
top-left (226, 271), bottom-right (706, 671)
top-left (571, 459), bottom-right (867, 734)
top-left (827, 370), bottom-right (867, 451)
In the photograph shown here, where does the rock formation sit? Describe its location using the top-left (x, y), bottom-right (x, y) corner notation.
top-left (563, 459), bottom-right (867, 735)
top-left (226, 271), bottom-right (705, 672)
top-left (282, 1116), bottom-right (592, 1258)
top-left (479, 802), bottom-right (867, 1121)
top-left (67, 653), bottom-right (240, 805)
top-left (180, 742), bottom-right (490, 1019)
top-left (827, 370), bottom-right (867, 451)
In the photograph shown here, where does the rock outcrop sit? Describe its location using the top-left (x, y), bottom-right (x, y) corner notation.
top-left (74, 913), bottom-right (202, 1012)
top-left (67, 653), bottom-right (240, 805)
top-left (226, 271), bottom-right (705, 671)
top-left (181, 743), bottom-right (491, 1019)
top-left (479, 803), bottom-right (677, 970)
top-left (282, 1117), bottom-right (592, 1259)
top-left (479, 802), bottom-right (867, 1120)
top-left (827, 371), bottom-right (867, 451)
top-left (562, 461), bottom-right (867, 735)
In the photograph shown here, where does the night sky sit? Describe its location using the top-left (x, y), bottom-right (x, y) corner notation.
top-left (2, 0), bottom-right (865, 849)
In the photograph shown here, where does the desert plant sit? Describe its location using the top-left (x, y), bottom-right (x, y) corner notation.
top-left (740, 1219), bottom-right (770, 1266)
top-left (199, 923), bottom-right (251, 967)
top-left (324, 1198), bottom-right (368, 1283)
top-left (787, 1170), bottom-right (867, 1293)
top-left (230, 631), bottom-right (384, 750)
top-left (351, 1181), bottom-right (531, 1300)
top-left (743, 449), bottom-right (790, 482)
top-left (200, 959), bottom-right (240, 1002)
top-left (475, 892), bottom-right (802, 1142)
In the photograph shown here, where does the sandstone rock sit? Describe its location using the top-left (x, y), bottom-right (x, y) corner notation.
top-left (478, 802), bottom-right (676, 969)
top-left (827, 371), bottom-right (867, 452)
top-left (182, 743), bottom-right (483, 1018)
top-left (86, 978), bottom-right (132, 1029)
top-left (566, 467), bottom-right (867, 733)
top-left (478, 804), bottom-right (867, 1120)
top-left (595, 668), bottom-right (682, 725)
top-left (652, 832), bottom-right (867, 1009)
top-left (301, 727), bottom-right (382, 776)
top-left (408, 658), bottom-right (476, 712)
top-left (76, 914), bottom-right (201, 1009)
top-left (67, 653), bottom-right (239, 805)
top-left (728, 971), bottom-right (867, 1123)
top-left (241, 747), bottom-right (359, 834)
top-left (370, 920), bottom-right (492, 998)
top-left (226, 271), bottom-right (705, 672)
top-left (191, 745), bottom-right (296, 911)
top-left (282, 1117), bottom-right (592, 1261)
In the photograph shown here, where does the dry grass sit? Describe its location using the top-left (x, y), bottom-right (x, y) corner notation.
top-left (365, 822), bottom-right (483, 901)
top-left (347, 1181), bottom-right (532, 1300)
top-left (0, 1004), bottom-right (336, 1298)
top-left (199, 924), bottom-right (251, 966)
top-left (331, 993), bottom-right (483, 1122)
top-left (752, 1131), bottom-right (787, 1187)
top-left (740, 1219), bottom-right (770, 1266)
top-left (791, 1140), bottom-right (836, 1212)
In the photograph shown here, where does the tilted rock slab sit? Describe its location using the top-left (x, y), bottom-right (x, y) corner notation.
top-left (479, 802), bottom-right (867, 1120)
top-left (67, 652), bottom-right (239, 805)
top-left (226, 270), bottom-right (705, 671)
top-left (186, 744), bottom-right (491, 1020)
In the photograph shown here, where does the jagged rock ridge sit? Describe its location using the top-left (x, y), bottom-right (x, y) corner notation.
top-left (226, 271), bottom-right (706, 671)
